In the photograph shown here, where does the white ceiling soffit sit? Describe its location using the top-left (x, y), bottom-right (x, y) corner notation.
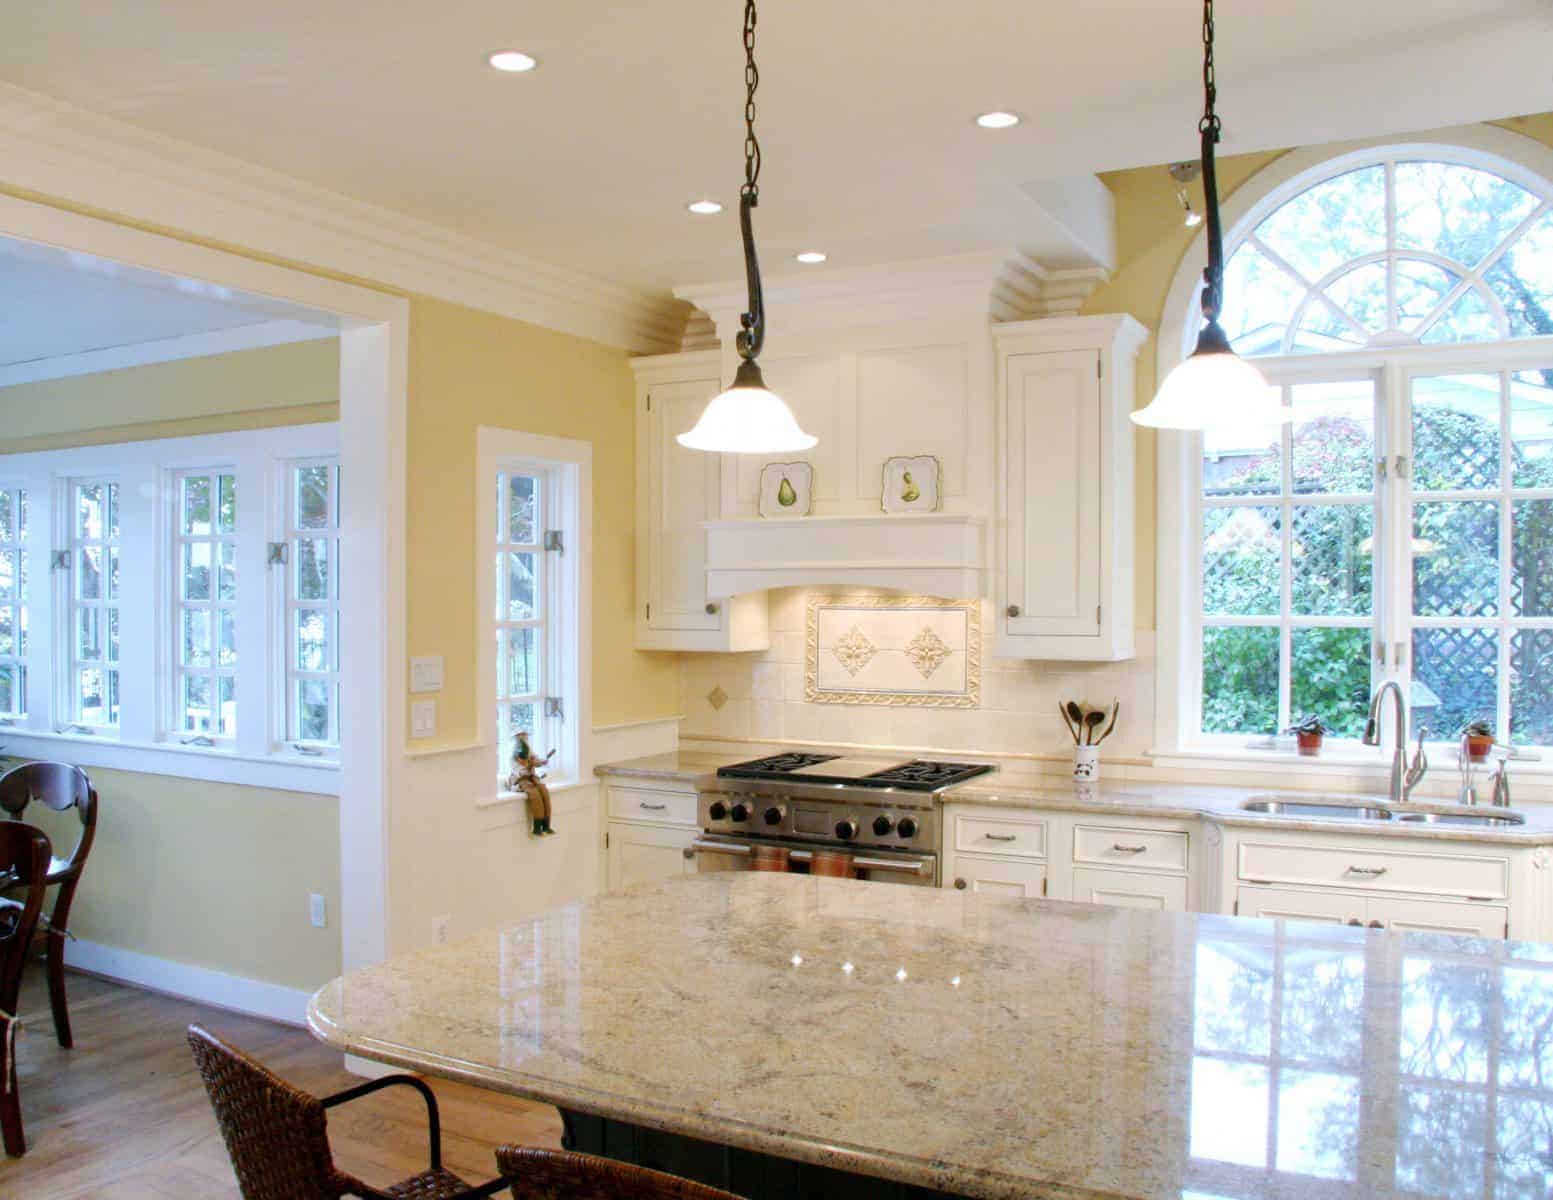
top-left (0, 0), bottom-right (1544, 335)
top-left (0, 234), bottom-right (338, 386)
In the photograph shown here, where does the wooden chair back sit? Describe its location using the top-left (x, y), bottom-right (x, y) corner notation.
top-left (495, 1146), bottom-right (745, 1199)
top-left (0, 762), bottom-right (97, 877)
top-left (0, 821), bottom-right (51, 1156)
top-left (187, 1024), bottom-right (347, 1200)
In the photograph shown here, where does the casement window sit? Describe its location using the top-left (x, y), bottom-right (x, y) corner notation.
top-left (1177, 150), bottom-right (1553, 754)
top-left (478, 429), bottom-right (590, 797)
top-left (0, 486), bottom-right (27, 720)
top-left (172, 470), bottom-right (238, 743)
top-left (0, 423), bottom-right (339, 792)
top-left (283, 459), bottom-right (341, 752)
top-left (68, 479), bottom-right (120, 730)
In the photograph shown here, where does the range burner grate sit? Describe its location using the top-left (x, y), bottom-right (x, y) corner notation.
top-left (717, 752), bottom-right (841, 778)
top-left (860, 760), bottom-right (995, 790)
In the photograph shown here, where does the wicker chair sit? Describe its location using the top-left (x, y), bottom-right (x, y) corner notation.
top-left (0, 822), bottom-right (52, 1157)
top-left (187, 1024), bottom-right (518, 1199)
top-left (495, 1146), bottom-right (744, 1199)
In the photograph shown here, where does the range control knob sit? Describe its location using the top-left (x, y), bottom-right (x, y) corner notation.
top-left (730, 802), bottom-right (751, 823)
top-left (897, 817), bottom-right (919, 839)
top-left (763, 806), bottom-right (785, 826)
top-left (835, 819), bottom-right (859, 841)
top-left (707, 801), bottom-right (728, 821)
top-left (872, 814), bottom-right (895, 836)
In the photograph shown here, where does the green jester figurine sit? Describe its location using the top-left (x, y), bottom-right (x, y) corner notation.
top-left (509, 731), bottom-right (558, 836)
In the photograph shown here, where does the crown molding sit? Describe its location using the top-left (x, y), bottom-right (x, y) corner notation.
top-left (0, 81), bottom-right (686, 353)
top-left (674, 250), bottom-right (1109, 342)
top-left (0, 318), bottom-right (337, 389)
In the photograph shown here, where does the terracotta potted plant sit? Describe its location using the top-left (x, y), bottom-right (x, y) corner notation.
top-left (1287, 714), bottom-right (1328, 757)
top-left (1462, 719), bottom-right (1494, 763)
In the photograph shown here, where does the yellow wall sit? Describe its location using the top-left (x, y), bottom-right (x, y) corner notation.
top-left (1082, 112), bottom-right (1553, 631)
top-left (405, 296), bottom-right (679, 744)
top-left (0, 337), bottom-right (339, 452)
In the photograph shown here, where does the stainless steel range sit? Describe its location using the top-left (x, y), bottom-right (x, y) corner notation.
top-left (690, 753), bottom-right (996, 886)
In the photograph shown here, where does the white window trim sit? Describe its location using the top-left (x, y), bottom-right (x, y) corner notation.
top-left (274, 456), bottom-right (343, 756)
top-left (475, 426), bottom-right (591, 805)
top-left (1155, 124), bottom-right (1553, 772)
top-left (0, 422), bottom-right (340, 794)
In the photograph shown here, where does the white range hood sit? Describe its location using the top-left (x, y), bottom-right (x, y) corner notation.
top-left (703, 513), bottom-right (986, 600)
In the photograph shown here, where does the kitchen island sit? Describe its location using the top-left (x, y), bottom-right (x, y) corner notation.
top-left (309, 873), bottom-right (1553, 1199)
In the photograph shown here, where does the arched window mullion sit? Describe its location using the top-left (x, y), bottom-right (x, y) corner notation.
top-left (1385, 160), bottom-right (1399, 337)
top-left (1468, 198), bottom-right (1551, 289)
top-left (1248, 237), bottom-right (1371, 344)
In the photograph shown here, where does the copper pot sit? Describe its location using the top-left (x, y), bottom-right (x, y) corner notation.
top-left (750, 845), bottom-right (791, 873)
top-left (808, 850), bottom-right (856, 879)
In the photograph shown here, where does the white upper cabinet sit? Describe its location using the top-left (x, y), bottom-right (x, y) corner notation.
top-left (632, 353), bottom-right (769, 653)
top-left (994, 316), bottom-right (1147, 661)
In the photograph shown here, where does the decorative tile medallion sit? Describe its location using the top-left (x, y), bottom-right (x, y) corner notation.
top-left (706, 685), bottom-right (728, 711)
top-left (905, 626), bottom-right (950, 680)
top-left (831, 626), bottom-right (877, 676)
top-left (806, 594), bottom-right (979, 708)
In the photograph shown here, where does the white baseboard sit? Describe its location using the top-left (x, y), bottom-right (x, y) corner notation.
top-left (67, 939), bottom-right (314, 1027)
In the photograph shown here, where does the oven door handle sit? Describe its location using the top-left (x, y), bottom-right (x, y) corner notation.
top-left (689, 839), bottom-right (753, 858)
top-left (852, 855), bottom-right (933, 876)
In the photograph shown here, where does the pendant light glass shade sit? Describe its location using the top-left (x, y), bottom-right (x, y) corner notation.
top-left (677, 360), bottom-right (817, 453)
top-left (1131, 321), bottom-right (1290, 430)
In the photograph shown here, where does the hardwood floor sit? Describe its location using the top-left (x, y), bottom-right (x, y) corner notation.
top-left (1, 968), bottom-right (563, 1197)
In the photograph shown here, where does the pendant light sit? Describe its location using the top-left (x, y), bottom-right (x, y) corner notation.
top-left (1132, 0), bottom-right (1289, 431)
top-left (678, 0), bottom-right (816, 454)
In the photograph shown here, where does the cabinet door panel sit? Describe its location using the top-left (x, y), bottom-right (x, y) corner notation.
top-left (1072, 867), bottom-right (1187, 912)
top-left (645, 378), bottom-right (720, 631)
top-left (1367, 895), bottom-right (1507, 939)
top-left (1235, 884), bottom-right (1360, 926)
top-left (608, 822), bottom-right (696, 891)
top-left (947, 854), bottom-right (1047, 898)
top-left (1004, 349), bottom-right (1101, 637)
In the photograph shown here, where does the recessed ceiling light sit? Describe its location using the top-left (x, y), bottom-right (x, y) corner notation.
top-left (975, 111), bottom-right (1020, 129)
top-left (687, 199), bottom-right (723, 215)
top-left (487, 50), bottom-right (538, 73)
top-left (795, 251), bottom-right (827, 264)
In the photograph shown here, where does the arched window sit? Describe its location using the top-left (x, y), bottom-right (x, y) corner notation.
top-left (1223, 159), bottom-right (1553, 356)
top-left (1178, 144), bottom-right (1553, 756)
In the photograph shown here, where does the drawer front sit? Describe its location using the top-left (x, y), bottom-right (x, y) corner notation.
top-left (953, 813), bottom-right (1048, 859)
top-left (1073, 825), bottom-right (1188, 873)
top-left (607, 785), bottom-right (698, 826)
top-left (948, 855), bottom-right (1047, 898)
top-left (1368, 895), bottom-right (1508, 939)
top-left (1072, 867), bottom-right (1187, 912)
top-left (1237, 839), bottom-right (1509, 900)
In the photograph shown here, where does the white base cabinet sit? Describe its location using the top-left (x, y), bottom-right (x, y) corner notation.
top-left (604, 778), bottom-right (699, 891)
top-left (1235, 884), bottom-right (1508, 938)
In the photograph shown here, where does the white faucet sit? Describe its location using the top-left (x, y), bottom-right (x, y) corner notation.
top-left (1362, 682), bottom-right (1427, 804)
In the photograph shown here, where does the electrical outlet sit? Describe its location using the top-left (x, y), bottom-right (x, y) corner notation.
top-left (309, 893), bottom-right (327, 929)
top-left (431, 914), bottom-right (451, 945)
top-left (411, 700), bottom-right (436, 738)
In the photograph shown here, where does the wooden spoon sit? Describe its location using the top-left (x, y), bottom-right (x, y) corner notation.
top-left (1058, 702), bottom-right (1080, 744)
top-left (1083, 709), bottom-right (1106, 745)
top-left (1065, 701), bottom-right (1086, 743)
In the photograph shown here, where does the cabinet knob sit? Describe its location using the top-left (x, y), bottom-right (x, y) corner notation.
top-left (954, 877), bottom-right (968, 890)
top-left (683, 846), bottom-right (696, 860)
top-left (1367, 920), bottom-right (1385, 929)
top-left (1346, 918), bottom-right (1363, 927)
top-left (705, 602), bottom-right (720, 615)
top-left (1006, 605), bottom-right (1021, 618)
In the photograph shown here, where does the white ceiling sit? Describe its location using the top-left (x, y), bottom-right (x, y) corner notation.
top-left (0, 1), bottom-right (1547, 295)
top-left (0, 236), bottom-right (337, 375)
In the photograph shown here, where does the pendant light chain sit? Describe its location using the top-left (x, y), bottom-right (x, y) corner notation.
top-left (736, 0), bottom-right (766, 363)
top-left (743, 0), bottom-right (761, 199)
top-left (1197, 0), bottom-right (1225, 326)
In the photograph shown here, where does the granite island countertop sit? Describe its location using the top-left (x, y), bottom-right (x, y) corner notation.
top-left (310, 874), bottom-right (1553, 1199)
top-left (595, 751), bottom-right (1553, 844)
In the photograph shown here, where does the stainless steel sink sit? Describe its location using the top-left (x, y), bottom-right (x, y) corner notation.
top-left (1396, 809), bottom-right (1526, 828)
top-left (1240, 796), bottom-right (1393, 821)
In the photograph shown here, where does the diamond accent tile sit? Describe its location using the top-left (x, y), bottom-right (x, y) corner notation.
top-left (831, 626), bottom-right (877, 676)
top-left (905, 627), bottom-right (951, 680)
top-left (706, 685), bottom-right (728, 711)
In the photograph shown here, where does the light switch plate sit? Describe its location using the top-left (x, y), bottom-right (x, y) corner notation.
top-left (409, 656), bottom-right (444, 693)
top-left (309, 893), bottom-right (327, 929)
top-left (410, 699), bottom-right (436, 738)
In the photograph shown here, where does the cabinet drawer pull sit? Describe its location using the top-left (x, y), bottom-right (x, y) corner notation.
top-left (1346, 865), bottom-right (1389, 877)
top-left (983, 833), bottom-right (1018, 842)
top-left (639, 801), bottom-right (668, 811)
top-left (1112, 843), bottom-right (1148, 854)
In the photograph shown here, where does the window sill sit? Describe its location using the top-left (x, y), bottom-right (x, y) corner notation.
top-left (477, 777), bottom-right (587, 810)
top-left (0, 729), bottom-right (340, 795)
top-left (1151, 742), bottom-right (1553, 779)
